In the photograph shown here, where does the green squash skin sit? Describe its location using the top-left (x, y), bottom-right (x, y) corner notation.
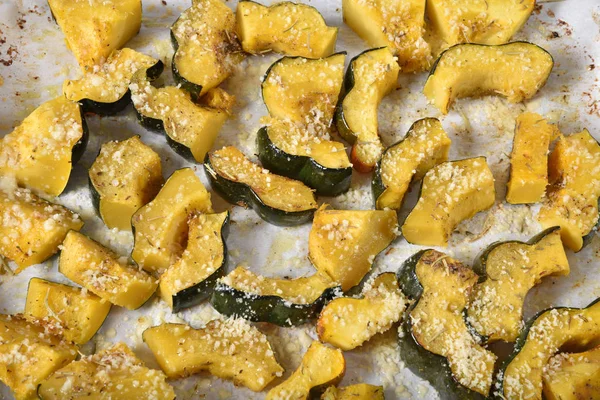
top-left (71, 108), bottom-right (89, 165)
top-left (256, 127), bottom-right (352, 196)
top-left (170, 28), bottom-right (203, 102)
top-left (492, 297), bottom-right (600, 400)
top-left (210, 282), bottom-right (339, 327)
top-left (204, 154), bottom-right (317, 226)
top-left (397, 250), bottom-right (486, 400)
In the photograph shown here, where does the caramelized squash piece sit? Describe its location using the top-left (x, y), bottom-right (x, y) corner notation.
top-left (0, 188), bottom-right (83, 272)
top-left (0, 314), bottom-right (77, 400)
top-left (0, 97), bottom-right (87, 196)
top-left (322, 384), bottom-right (384, 400)
top-left (542, 345), bottom-right (600, 400)
top-left (131, 168), bottom-right (213, 275)
top-left (424, 42), bottom-right (553, 114)
top-left (60, 231), bottom-right (157, 310)
top-left (373, 118), bottom-right (451, 210)
top-left (402, 157), bottom-right (495, 247)
top-left (143, 319), bottom-right (283, 391)
top-left (309, 205), bottom-right (398, 291)
top-left (266, 341), bottom-right (345, 400)
top-left (38, 343), bottom-right (175, 399)
top-left (48, 0), bottom-right (142, 70)
top-left (237, 1), bottom-right (338, 58)
top-left (89, 136), bottom-right (164, 231)
top-left (467, 227), bottom-right (569, 343)
top-left (537, 130), bottom-right (600, 251)
top-left (317, 272), bottom-right (406, 350)
top-left (25, 278), bottom-right (111, 345)
top-left (342, 0), bottom-right (431, 72)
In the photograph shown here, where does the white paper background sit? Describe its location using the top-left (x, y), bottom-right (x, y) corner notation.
top-left (0, 0), bottom-right (599, 399)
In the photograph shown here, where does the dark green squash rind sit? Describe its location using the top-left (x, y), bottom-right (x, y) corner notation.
top-left (170, 28), bottom-right (203, 102)
top-left (71, 107), bottom-right (89, 165)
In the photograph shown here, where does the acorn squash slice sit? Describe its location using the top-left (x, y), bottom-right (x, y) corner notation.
top-left (424, 42), bottom-right (554, 114)
top-left (402, 157), bottom-right (496, 247)
top-left (542, 345), bottom-right (600, 400)
top-left (143, 319), bottom-right (283, 391)
top-left (397, 249), bottom-right (497, 398)
top-left (205, 146), bottom-right (318, 226)
top-left (89, 136), bottom-right (164, 232)
top-left (266, 341), bottom-right (345, 400)
top-left (159, 211), bottom-right (229, 313)
top-left (317, 272), bottom-right (406, 350)
top-left (309, 205), bottom-right (398, 291)
top-left (48, 0), bottom-right (141, 71)
top-left (63, 48), bottom-right (163, 115)
top-left (236, 1), bottom-right (338, 58)
top-left (131, 168), bottom-right (213, 275)
top-left (0, 314), bottom-right (77, 400)
top-left (321, 384), bottom-right (384, 400)
top-left (37, 342), bottom-right (175, 400)
top-left (59, 231), bottom-right (157, 310)
top-left (0, 188), bottom-right (83, 273)
top-left (0, 96), bottom-right (88, 196)
top-left (537, 129), bottom-right (600, 251)
top-left (372, 118), bottom-right (451, 210)
top-left (171, 0), bottom-right (244, 99)
top-left (342, 0), bottom-right (431, 72)
top-left (211, 266), bottom-right (338, 327)
top-left (427, 0), bottom-right (535, 47)
top-left (24, 278), bottom-right (111, 345)
top-left (495, 298), bottom-right (600, 400)
top-left (335, 47), bottom-right (400, 172)
top-left (467, 227), bottom-right (569, 343)
top-left (506, 112), bottom-right (560, 204)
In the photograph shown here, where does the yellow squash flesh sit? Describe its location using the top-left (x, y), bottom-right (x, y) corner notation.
top-left (321, 384), bottom-right (384, 400)
top-left (542, 345), bottom-right (600, 400)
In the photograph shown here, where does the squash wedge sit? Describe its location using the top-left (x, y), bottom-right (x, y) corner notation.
top-left (335, 47), bottom-right (400, 172)
top-left (236, 1), bottom-right (338, 58)
top-left (89, 136), bottom-right (164, 232)
top-left (38, 342), bottom-right (175, 400)
top-left (48, 0), bottom-right (141, 71)
top-left (143, 320), bottom-right (283, 391)
top-left (402, 157), bottom-right (496, 247)
top-left (266, 341), bottom-right (345, 400)
top-left (131, 168), bottom-right (213, 275)
top-left (537, 129), bottom-right (600, 251)
top-left (542, 345), bottom-right (600, 400)
top-left (372, 118), bottom-right (451, 210)
top-left (467, 227), bottom-right (569, 343)
top-left (159, 211), bottom-right (229, 313)
top-left (211, 267), bottom-right (338, 327)
top-left (321, 384), bottom-right (385, 400)
top-left (0, 96), bottom-right (88, 196)
top-left (424, 42), bottom-right (553, 114)
top-left (60, 231), bottom-right (157, 310)
top-left (398, 249), bottom-right (496, 397)
top-left (25, 278), bottom-right (111, 345)
top-left (317, 272), bottom-right (406, 350)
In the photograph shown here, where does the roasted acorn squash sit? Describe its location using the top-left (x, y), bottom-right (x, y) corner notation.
top-left (38, 342), bottom-right (175, 400)
top-left (25, 278), bottom-right (111, 345)
top-left (211, 266), bottom-right (338, 326)
top-left (335, 47), bottom-right (400, 172)
top-left (467, 227), bottom-right (569, 343)
top-left (60, 231), bottom-right (157, 310)
top-left (159, 211), bottom-right (229, 312)
top-left (0, 96), bottom-right (88, 196)
top-left (236, 1), bottom-right (338, 58)
top-left (266, 341), bottom-right (345, 400)
top-left (372, 118), bottom-right (451, 210)
top-left (342, 0), bottom-right (430, 72)
top-left (424, 42), bottom-right (553, 114)
top-left (542, 345), bottom-right (600, 400)
top-left (317, 272), bottom-right (406, 350)
top-left (398, 249), bottom-right (496, 397)
top-left (537, 129), bottom-right (600, 251)
top-left (402, 157), bottom-right (495, 247)
top-left (495, 298), bottom-right (600, 400)
top-left (89, 136), bottom-right (164, 232)
top-left (48, 0), bottom-right (141, 71)
top-left (322, 384), bottom-right (384, 400)
top-left (205, 146), bottom-right (318, 226)
top-left (143, 319), bottom-right (283, 391)
top-left (131, 168), bottom-right (213, 275)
